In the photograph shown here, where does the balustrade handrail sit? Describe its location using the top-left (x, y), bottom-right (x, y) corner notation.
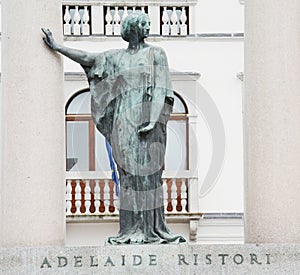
top-left (66, 170), bottom-right (197, 180)
top-left (62, 0), bottom-right (197, 5)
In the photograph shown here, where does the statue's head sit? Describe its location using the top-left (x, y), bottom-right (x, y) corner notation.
top-left (121, 11), bottom-right (151, 42)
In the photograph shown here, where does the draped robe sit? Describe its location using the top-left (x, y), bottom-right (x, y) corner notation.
top-left (82, 46), bottom-right (186, 244)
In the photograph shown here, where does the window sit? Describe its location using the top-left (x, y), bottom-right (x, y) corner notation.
top-left (66, 90), bottom-right (188, 172)
top-left (165, 92), bottom-right (189, 170)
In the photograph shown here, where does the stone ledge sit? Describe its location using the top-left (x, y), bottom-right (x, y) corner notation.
top-left (64, 33), bottom-right (244, 42)
top-left (0, 244), bottom-right (300, 274)
top-left (64, 71), bottom-right (201, 81)
top-left (66, 213), bottom-right (202, 223)
top-left (62, 0), bottom-right (198, 6)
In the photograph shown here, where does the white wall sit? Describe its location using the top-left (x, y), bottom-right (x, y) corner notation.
top-left (194, 0), bottom-right (244, 33)
top-left (165, 39), bottom-right (244, 212)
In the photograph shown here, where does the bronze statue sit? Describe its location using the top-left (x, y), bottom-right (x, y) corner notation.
top-left (42, 11), bottom-right (186, 244)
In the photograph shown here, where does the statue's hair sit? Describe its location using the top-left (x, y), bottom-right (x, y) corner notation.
top-left (121, 11), bottom-right (149, 42)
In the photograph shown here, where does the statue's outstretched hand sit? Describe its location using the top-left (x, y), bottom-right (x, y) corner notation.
top-left (42, 28), bottom-right (58, 50)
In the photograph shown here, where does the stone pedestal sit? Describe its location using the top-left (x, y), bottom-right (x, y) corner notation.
top-left (1, 1), bottom-right (65, 246)
top-left (0, 244), bottom-right (299, 274)
top-left (244, 1), bottom-right (300, 242)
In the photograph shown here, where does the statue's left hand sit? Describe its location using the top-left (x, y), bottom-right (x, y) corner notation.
top-left (138, 123), bottom-right (155, 135)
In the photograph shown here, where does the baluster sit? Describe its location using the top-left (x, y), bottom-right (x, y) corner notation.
top-left (122, 6), bottom-right (128, 22)
top-left (162, 7), bottom-right (170, 35)
top-left (180, 7), bottom-right (187, 35)
top-left (74, 179), bottom-right (81, 214)
top-left (113, 186), bottom-right (119, 214)
top-left (127, 6), bottom-right (133, 15)
top-left (84, 180), bottom-right (91, 214)
top-left (141, 6), bottom-right (145, 13)
top-left (163, 179), bottom-right (168, 212)
top-left (108, 180), bottom-right (114, 213)
top-left (82, 6), bottom-right (90, 35)
top-left (105, 7), bottom-right (113, 35)
top-left (132, 7), bottom-right (136, 12)
top-left (99, 180), bottom-right (105, 212)
top-left (113, 7), bottom-right (121, 35)
top-left (81, 181), bottom-right (86, 214)
top-left (94, 179), bottom-right (101, 214)
top-left (66, 179), bottom-right (72, 215)
top-left (181, 179), bottom-right (187, 212)
top-left (170, 7), bottom-right (178, 35)
top-left (73, 6), bottom-right (81, 35)
top-left (104, 179), bottom-right (110, 213)
top-left (63, 6), bottom-right (71, 35)
top-left (171, 178), bottom-right (177, 213)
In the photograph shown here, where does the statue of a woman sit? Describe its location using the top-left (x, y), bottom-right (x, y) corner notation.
top-left (42, 12), bottom-right (186, 244)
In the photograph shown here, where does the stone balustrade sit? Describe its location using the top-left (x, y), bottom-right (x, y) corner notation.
top-left (63, 5), bottom-right (91, 35)
top-left (161, 6), bottom-right (188, 35)
top-left (66, 171), bottom-right (193, 216)
top-left (62, 2), bottom-right (193, 36)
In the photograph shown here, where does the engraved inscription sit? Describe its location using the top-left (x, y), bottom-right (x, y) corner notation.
top-left (40, 253), bottom-right (271, 269)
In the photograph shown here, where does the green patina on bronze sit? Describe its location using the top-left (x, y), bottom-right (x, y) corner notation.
top-left (42, 12), bottom-right (186, 244)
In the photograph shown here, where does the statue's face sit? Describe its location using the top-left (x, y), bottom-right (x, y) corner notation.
top-left (138, 15), bottom-right (151, 39)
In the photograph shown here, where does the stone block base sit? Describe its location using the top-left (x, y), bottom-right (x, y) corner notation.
top-left (0, 244), bottom-right (299, 274)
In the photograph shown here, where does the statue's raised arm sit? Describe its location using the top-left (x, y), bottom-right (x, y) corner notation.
top-left (41, 28), bottom-right (96, 66)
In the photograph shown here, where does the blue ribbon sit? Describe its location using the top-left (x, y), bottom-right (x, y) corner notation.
top-left (105, 140), bottom-right (120, 197)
